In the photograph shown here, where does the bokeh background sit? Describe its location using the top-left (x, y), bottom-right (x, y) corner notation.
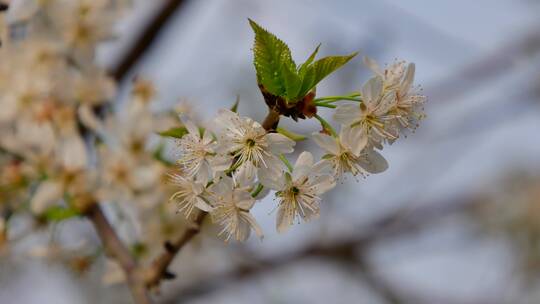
top-left (2, 0), bottom-right (540, 303)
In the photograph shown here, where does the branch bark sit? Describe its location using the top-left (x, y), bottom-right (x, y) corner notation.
top-left (261, 108), bottom-right (280, 131)
top-left (110, 0), bottom-right (189, 81)
top-left (86, 204), bottom-right (152, 304)
top-left (145, 211), bottom-right (207, 289)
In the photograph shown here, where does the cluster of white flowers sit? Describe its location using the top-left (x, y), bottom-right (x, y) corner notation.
top-left (169, 57), bottom-right (426, 240)
top-left (0, 0), bottom-right (426, 249)
top-left (334, 58), bottom-right (426, 146)
top-left (0, 0), bottom-right (185, 256)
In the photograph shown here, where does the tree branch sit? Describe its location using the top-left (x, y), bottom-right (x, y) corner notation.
top-left (261, 108), bottom-right (281, 131)
top-left (110, 0), bottom-right (189, 81)
top-left (86, 204), bottom-right (153, 304)
top-left (159, 195), bottom-right (475, 303)
top-left (145, 211), bottom-right (207, 289)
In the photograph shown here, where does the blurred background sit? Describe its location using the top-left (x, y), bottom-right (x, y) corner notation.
top-left (2, 0), bottom-right (540, 303)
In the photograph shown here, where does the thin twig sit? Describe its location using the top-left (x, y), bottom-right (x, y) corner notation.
top-left (110, 0), bottom-right (189, 81)
top-left (86, 204), bottom-right (153, 304)
top-left (261, 108), bottom-right (281, 131)
top-left (145, 211), bottom-right (207, 288)
top-left (159, 195), bottom-right (474, 303)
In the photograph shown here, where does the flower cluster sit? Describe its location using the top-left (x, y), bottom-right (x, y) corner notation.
top-left (0, 0), bottom-right (185, 259)
top-left (0, 0), bottom-right (427, 253)
top-left (168, 57), bottom-right (426, 240)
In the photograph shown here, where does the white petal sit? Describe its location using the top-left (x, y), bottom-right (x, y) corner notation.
top-left (363, 56), bottom-right (383, 76)
top-left (373, 90), bottom-right (397, 117)
top-left (180, 116), bottom-right (200, 138)
top-left (334, 104), bottom-right (361, 125)
top-left (313, 159), bottom-right (333, 175)
top-left (235, 162), bottom-right (256, 186)
top-left (209, 154), bottom-right (232, 173)
top-left (400, 63), bottom-right (415, 96)
top-left (310, 175), bottom-right (336, 195)
top-left (31, 181), bottom-right (64, 214)
top-left (240, 212), bottom-right (264, 239)
top-left (359, 149), bottom-right (388, 173)
top-left (266, 133), bottom-right (295, 154)
top-left (362, 76), bottom-right (383, 107)
top-left (312, 132), bottom-right (340, 155)
top-left (194, 197), bottom-right (213, 212)
top-left (236, 195), bottom-right (256, 210)
top-left (58, 134), bottom-right (88, 171)
top-left (294, 151), bottom-right (314, 170)
top-left (276, 202), bottom-right (294, 233)
top-left (258, 165), bottom-right (285, 190)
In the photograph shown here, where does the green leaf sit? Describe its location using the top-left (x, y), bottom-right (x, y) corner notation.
top-left (44, 206), bottom-right (80, 221)
top-left (157, 127), bottom-right (188, 139)
top-left (299, 52), bottom-right (358, 97)
top-left (276, 127), bottom-right (306, 141)
top-left (298, 43), bottom-right (321, 77)
top-left (249, 19), bottom-right (296, 97)
top-left (281, 64), bottom-right (302, 101)
top-left (230, 95), bottom-right (240, 113)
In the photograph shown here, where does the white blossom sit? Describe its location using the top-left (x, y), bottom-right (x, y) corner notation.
top-left (213, 109), bottom-right (294, 183)
top-left (209, 176), bottom-right (263, 242)
top-left (312, 125), bottom-right (388, 178)
top-left (364, 57), bottom-right (427, 135)
top-left (262, 152), bottom-right (336, 233)
top-left (176, 117), bottom-right (230, 182)
top-left (334, 76), bottom-right (398, 143)
top-left (169, 173), bottom-right (212, 219)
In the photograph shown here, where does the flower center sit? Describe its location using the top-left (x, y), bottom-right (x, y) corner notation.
top-left (246, 138), bottom-right (256, 147)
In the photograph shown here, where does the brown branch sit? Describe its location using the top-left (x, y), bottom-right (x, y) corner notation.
top-left (110, 0), bottom-right (189, 81)
top-left (145, 211), bottom-right (207, 289)
top-left (86, 204), bottom-right (153, 304)
top-left (159, 195), bottom-right (475, 303)
top-left (261, 108), bottom-right (281, 131)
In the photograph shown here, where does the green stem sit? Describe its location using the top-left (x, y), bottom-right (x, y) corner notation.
top-left (314, 102), bottom-right (337, 108)
top-left (279, 154), bottom-right (293, 172)
top-left (251, 183), bottom-right (264, 198)
top-left (314, 96), bottom-right (362, 103)
top-left (313, 92), bottom-right (361, 103)
top-left (314, 114), bottom-right (338, 137)
top-left (224, 159), bottom-right (242, 174)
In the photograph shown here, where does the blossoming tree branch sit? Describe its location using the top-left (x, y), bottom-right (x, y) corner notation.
top-left (0, 1), bottom-right (426, 304)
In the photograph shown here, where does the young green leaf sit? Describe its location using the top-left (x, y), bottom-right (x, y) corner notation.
top-left (249, 19), bottom-right (296, 97)
top-left (157, 127), bottom-right (188, 139)
top-left (230, 95), bottom-right (240, 113)
top-left (298, 43), bottom-right (321, 77)
top-left (299, 52), bottom-right (358, 97)
top-left (44, 206), bottom-right (81, 221)
top-left (281, 64), bottom-right (302, 101)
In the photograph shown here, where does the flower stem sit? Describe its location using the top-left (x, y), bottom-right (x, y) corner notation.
top-left (314, 114), bottom-right (337, 137)
top-left (313, 93), bottom-right (361, 103)
top-left (314, 102), bottom-right (337, 108)
top-left (279, 154), bottom-right (293, 172)
top-left (251, 183), bottom-right (264, 198)
top-left (262, 108), bottom-right (280, 131)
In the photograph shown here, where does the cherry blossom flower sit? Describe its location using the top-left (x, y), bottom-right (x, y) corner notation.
top-left (262, 152), bottom-right (336, 233)
top-left (213, 109), bottom-right (294, 183)
top-left (312, 125), bottom-right (388, 178)
top-left (334, 76), bottom-right (398, 143)
top-left (208, 176), bottom-right (263, 241)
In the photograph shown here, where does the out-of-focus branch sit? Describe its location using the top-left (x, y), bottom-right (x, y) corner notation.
top-left (428, 30), bottom-right (540, 103)
top-left (85, 204), bottom-right (152, 304)
top-left (145, 211), bottom-right (207, 289)
top-left (160, 196), bottom-right (474, 303)
top-left (110, 0), bottom-right (189, 81)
